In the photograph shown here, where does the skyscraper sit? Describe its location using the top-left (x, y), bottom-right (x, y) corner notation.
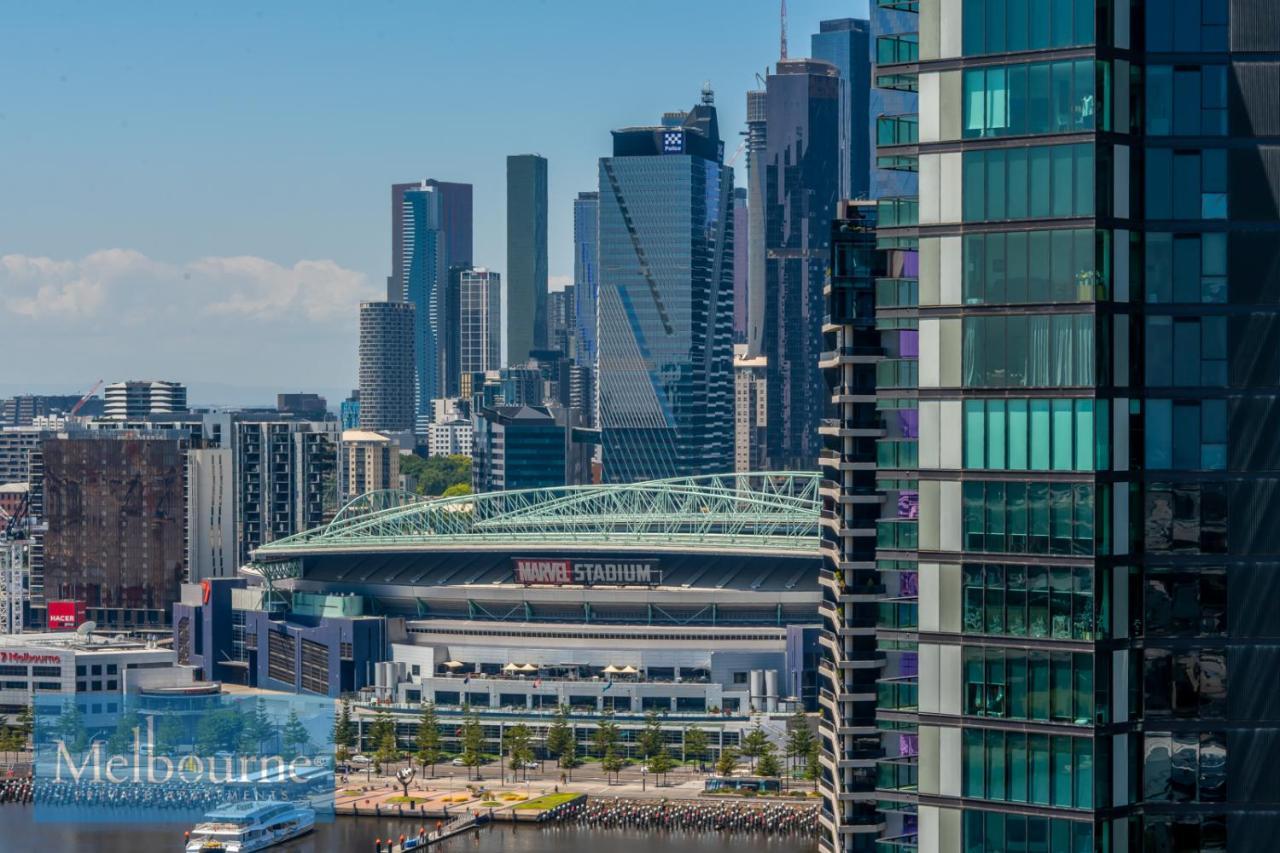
top-left (390, 179), bottom-right (472, 302)
top-left (732, 186), bottom-right (749, 343)
top-left (597, 90), bottom-right (735, 483)
top-left (397, 184), bottom-right (446, 420)
top-left (507, 154), bottom-right (549, 365)
top-left (811, 17), bottom-right (872, 201)
top-left (754, 59), bottom-right (844, 471)
top-left (818, 3), bottom-right (1280, 851)
top-left (357, 301), bottom-right (415, 433)
top-left (458, 267), bottom-right (502, 379)
top-left (573, 191), bottom-right (600, 423)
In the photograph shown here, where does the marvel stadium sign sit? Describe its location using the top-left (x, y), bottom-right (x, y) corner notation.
top-left (513, 558), bottom-right (660, 586)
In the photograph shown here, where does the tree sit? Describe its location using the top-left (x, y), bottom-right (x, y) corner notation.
top-left (332, 699), bottom-right (356, 764)
top-left (592, 709), bottom-right (620, 760)
top-left (803, 739), bottom-right (822, 791)
top-left (560, 745), bottom-right (581, 781)
top-left (638, 709), bottom-right (663, 760)
top-left (370, 709), bottom-right (401, 773)
top-left (757, 743), bottom-right (782, 779)
top-left (400, 454), bottom-right (472, 497)
top-left (646, 745), bottom-right (675, 786)
top-left (155, 714), bottom-right (184, 755)
top-left (601, 748), bottom-right (624, 784)
top-left (715, 746), bottom-right (739, 778)
top-left (683, 726), bottom-right (709, 772)
top-left (459, 706), bottom-right (485, 780)
top-left (545, 705), bottom-right (574, 767)
top-left (441, 482), bottom-right (471, 498)
top-left (239, 698), bottom-right (275, 754)
top-left (17, 705), bottom-right (33, 746)
top-left (281, 709), bottom-right (311, 760)
top-left (504, 723), bottom-right (534, 781)
top-left (198, 708), bottom-right (244, 755)
top-left (739, 723), bottom-right (770, 771)
top-left (415, 702), bottom-right (443, 776)
top-left (52, 700), bottom-right (88, 755)
top-left (106, 711), bottom-right (141, 757)
top-left (785, 707), bottom-right (816, 783)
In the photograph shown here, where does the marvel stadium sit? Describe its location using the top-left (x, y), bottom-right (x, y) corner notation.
top-left (172, 472), bottom-right (823, 752)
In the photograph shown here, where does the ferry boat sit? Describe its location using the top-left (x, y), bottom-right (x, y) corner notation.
top-left (184, 801), bottom-right (315, 852)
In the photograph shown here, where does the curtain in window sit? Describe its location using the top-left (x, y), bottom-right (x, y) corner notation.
top-left (1074, 314), bottom-right (1095, 385)
top-left (1051, 315), bottom-right (1074, 386)
top-left (964, 318), bottom-right (982, 386)
top-left (1029, 316), bottom-right (1051, 386)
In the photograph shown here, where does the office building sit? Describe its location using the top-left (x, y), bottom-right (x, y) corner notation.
top-left (231, 419), bottom-right (338, 564)
top-left (573, 191), bottom-right (600, 369)
top-left (358, 301), bottom-right (415, 433)
top-left (548, 286), bottom-right (575, 356)
top-left (597, 90), bottom-right (735, 482)
top-left (391, 180), bottom-right (472, 302)
top-left (0, 427), bottom-right (49, 485)
top-left (507, 154), bottom-right (549, 365)
top-left (815, 3), bottom-right (1280, 852)
top-left (458, 267), bottom-right (502, 382)
top-left (471, 405), bottom-right (567, 493)
top-left (338, 430), bottom-right (400, 503)
top-left (746, 89), bottom-right (768, 357)
top-left (811, 17), bottom-right (872, 201)
top-left (102, 381), bottom-right (187, 420)
top-left (276, 393), bottom-right (328, 420)
top-left (426, 419), bottom-right (472, 459)
top-left (733, 346), bottom-right (768, 473)
top-left (186, 447), bottom-right (234, 582)
top-left (40, 432), bottom-right (188, 627)
top-left (340, 391), bottom-right (360, 430)
top-left (395, 183), bottom-right (449, 419)
top-left (753, 58), bottom-right (843, 471)
top-left (733, 187), bottom-right (750, 343)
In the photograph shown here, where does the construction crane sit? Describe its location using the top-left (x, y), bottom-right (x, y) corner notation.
top-left (68, 378), bottom-right (103, 417)
top-left (725, 137), bottom-right (748, 168)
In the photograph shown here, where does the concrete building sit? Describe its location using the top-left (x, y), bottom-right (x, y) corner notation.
top-left (0, 426), bottom-right (48, 485)
top-left (338, 430), bottom-right (400, 503)
top-left (426, 419), bottom-right (472, 459)
top-left (276, 393), bottom-right (328, 420)
top-left (357, 301), bottom-right (416, 433)
top-left (732, 186), bottom-right (750, 343)
top-left (572, 191), bottom-right (600, 398)
top-left (186, 447), bottom-right (235, 582)
top-left (102, 381), bottom-right (187, 420)
top-left (733, 346), bottom-right (768, 473)
top-left (458, 267), bottom-right (502, 382)
top-left (507, 154), bottom-right (549, 366)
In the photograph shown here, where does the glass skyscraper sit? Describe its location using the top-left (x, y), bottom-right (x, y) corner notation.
top-left (573, 189), bottom-right (600, 424)
top-left (812, 17), bottom-right (873, 202)
top-left (397, 183), bottom-right (447, 421)
top-left (507, 154), bottom-right (549, 366)
top-left (817, 0), bottom-right (1280, 851)
top-left (597, 91), bottom-right (735, 483)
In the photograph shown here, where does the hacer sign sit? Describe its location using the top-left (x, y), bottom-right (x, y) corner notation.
top-left (514, 558), bottom-right (660, 586)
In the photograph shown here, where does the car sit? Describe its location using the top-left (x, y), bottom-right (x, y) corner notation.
top-left (511, 759), bottom-right (538, 770)
top-left (451, 757), bottom-right (466, 766)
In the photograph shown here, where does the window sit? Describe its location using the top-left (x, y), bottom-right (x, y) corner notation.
top-left (1143, 648), bottom-right (1227, 718)
top-left (964, 229), bottom-right (1108, 305)
top-left (1144, 568), bottom-right (1227, 637)
top-left (1144, 483), bottom-right (1228, 554)
top-left (963, 480), bottom-right (1096, 555)
top-left (963, 646), bottom-right (1097, 724)
top-left (964, 60), bottom-right (1102, 138)
top-left (963, 314), bottom-right (1096, 388)
top-left (963, 0), bottom-right (1096, 55)
top-left (963, 728), bottom-right (1095, 807)
top-left (1145, 0), bottom-right (1229, 52)
top-left (1145, 232), bottom-right (1228, 304)
top-left (1146, 148), bottom-right (1228, 220)
top-left (1144, 317), bottom-right (1227, 387)
top-left (1143, 732), bottom-right (1228, 803)
top-left (964, 564), bottom-right (1102, 639)
top-left (963, 143), bottom-right (1095, 223)
top-left (1146, 65), bottom-right (1228, 136)
top-left (1145, 399), bottom-right (1227, 469)
top-left (965, 398), bottom-right (1107, 471)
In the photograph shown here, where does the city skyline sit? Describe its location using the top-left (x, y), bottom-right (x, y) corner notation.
top-left (0, 0), bottom-right (860, 404)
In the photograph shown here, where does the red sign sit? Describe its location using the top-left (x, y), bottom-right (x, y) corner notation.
top-left (0, 651), bottom-right (62, 665)
top-left (47, 600), bottom-right (86, 631)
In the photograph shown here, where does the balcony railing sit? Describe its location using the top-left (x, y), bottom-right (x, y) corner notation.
top-left (877, 676), bottom-right (919, 712)
top-left (876, 33), bottom-right (919, 65)
top-left (876, 519), bottom-right (918, 550)
top-left (877, 835), bottom-right (920, 853)
top-left (875, 278), bottom-right (918, 308)
top-left (877, 598), bottom-right (919, 631)
top-left (876, 439), bottom-right (918, 470)
top-left (877, 197), bottom-right (918, 228)
top-left (875, 358), bottom-right (918, 389)
top-left (877, 114), bottom-right (919, 146)
top-left (876, 756), bottom-right (919, 792)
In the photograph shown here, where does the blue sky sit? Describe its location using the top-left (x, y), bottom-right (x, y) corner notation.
top-left (1, 0), bottom-right (863, 404)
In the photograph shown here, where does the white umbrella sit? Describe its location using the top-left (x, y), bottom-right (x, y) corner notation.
top-left (602, 664), bottom-right (622, 674)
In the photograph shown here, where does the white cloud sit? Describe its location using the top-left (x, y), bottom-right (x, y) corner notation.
top-left (548, 274), bottom-right (573, 292)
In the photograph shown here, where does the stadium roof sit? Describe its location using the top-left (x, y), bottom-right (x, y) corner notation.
top-left (253, 472), bottom-right (821, 560)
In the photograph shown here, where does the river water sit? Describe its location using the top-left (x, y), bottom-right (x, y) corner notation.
top-left (0, 807), bottom-right (817, 851)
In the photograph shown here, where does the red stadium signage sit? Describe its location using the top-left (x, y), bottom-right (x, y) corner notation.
top-left (514, 558), bottom-right (660, 586)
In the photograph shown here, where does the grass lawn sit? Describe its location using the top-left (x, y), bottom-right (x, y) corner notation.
top-left (514, 793), bottom-right (581, 811)
top-left (384, 796), bottom-right (430, 805)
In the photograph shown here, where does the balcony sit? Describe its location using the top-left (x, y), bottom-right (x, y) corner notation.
top-left (876, 114), bottom-right (918, 147)
top-left (876, 519), bottom-right (918, 550)
top-left (876, 197), bottom-right (918, 228)
top-left (876, 439), bottom-right (918, 470)
top-left (877, 598), bottom-right (919, 631)
top-left (876, 756), bottom-right (918, 793)
top-left (876, 33), bottom-right (919, 65)
top-left (877, 836), bottom-right (920, 853)
top-left (876, 72), bottom-right (918, 93)
top-left (875, 358), bottom-right (917, 389)
top-left (875, 278), bottom-right (918, 309)
top-left (877, 677), bottom-right (919, 712)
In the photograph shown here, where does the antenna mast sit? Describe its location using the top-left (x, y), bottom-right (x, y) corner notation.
top-left (780, 0), bottom-right (788, 61)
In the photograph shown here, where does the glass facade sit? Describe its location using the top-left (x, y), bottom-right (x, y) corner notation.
top-left (814, 1), bottom-right (1280, 851)
top-left (597, 99), bottom-right (735, 483)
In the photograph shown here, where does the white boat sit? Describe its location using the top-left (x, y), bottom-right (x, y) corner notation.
top-left (184, 801), bottom-right (315, 852)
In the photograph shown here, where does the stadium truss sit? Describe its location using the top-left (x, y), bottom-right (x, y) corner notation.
top-left (253, 471), bottom-right (821, 558)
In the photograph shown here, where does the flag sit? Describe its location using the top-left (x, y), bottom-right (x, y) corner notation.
top-left (463, 675), bottom-right (470, 685)
top-left (602, 679), bottom-right (613, 693)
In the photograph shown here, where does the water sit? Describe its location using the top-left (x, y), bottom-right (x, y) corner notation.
top-left (0, 807), bottom-right (817, 851)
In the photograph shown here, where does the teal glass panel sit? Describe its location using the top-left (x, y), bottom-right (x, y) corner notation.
top-left (1029, 733), bottom-right (1050, 803)
top-left (988, 399), bottom-right (1007, 468)
top-left (1029, 651), bottom-right (1050, 718)
top-left (1030, 400), bottom-right (1051, 469)
top-left (1051, 736), bottom-right (1073, 807)
top-left (1075, 399), bottom-right (1094, 471)
top-left (965, 400), bottom-right (986, 468)
top-left (1008, 731), bottom-right (1028, 802)
top-left (1052, 399), bottom-right (1074, 470)
top-left (1008, 400), bottom-right (1029, 469)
